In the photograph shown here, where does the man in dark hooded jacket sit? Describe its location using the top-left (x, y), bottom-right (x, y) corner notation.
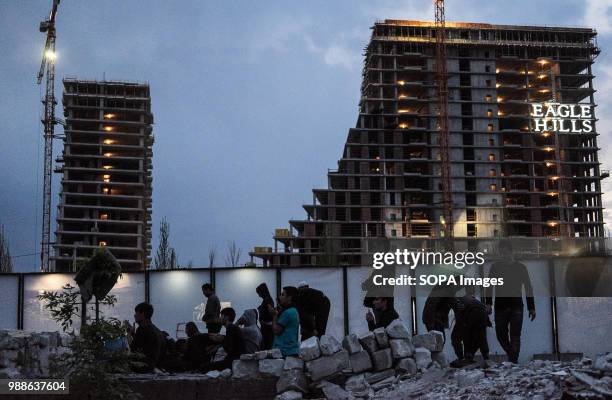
top-left (256, 283), bottom-right (275, 350)
top-left (296, 283), bottom-right (331, 341)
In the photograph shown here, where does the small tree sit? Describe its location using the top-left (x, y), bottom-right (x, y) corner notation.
top-left (0, 223), bottom-right (12, 273)
top-left (225, 240), bottom-right (241, 267)
top-left (154, 217), bottom-right (178, 269)
top-left (208, 245), bottom-right (217, 268)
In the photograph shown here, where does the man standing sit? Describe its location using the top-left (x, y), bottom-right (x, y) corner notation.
top-left (270, 286), bottom-right (300, 357)
top-left (296, 282), bottom-right (331, 341)
top-left (485, 241), bottom-right (536, 364)
top-left (366, 297), bottom-right (399, 330)
top-left (201, 283), bottom-right (221, 330)
top-left (129, 302), bottom-right (164, 372)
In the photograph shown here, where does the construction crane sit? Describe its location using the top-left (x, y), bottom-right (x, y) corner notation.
top-left (434, 0), bottom-right (453, 239)
top-left (37, 0), bottom-right (61, 272)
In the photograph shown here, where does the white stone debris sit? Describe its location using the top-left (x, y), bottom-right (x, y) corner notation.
top-left (299, 336), bottom-right (321, 361)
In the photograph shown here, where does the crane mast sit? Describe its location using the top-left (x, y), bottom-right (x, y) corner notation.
top-left (434, 0), bottom-right (453, 239)
top-left (37, 0), bottom-right (60, 272)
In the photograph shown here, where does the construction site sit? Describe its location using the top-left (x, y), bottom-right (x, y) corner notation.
top-left (52, 79), bottom-right (154, 272)
top-left (251, 19), bottom-right (607, 267)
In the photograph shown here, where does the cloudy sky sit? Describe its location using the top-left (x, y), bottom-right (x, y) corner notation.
top-left (1, 0), bottom-right (612, 272)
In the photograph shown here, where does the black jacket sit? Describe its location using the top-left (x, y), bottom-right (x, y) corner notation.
top-left (484, 260), bottom-right (535, 311)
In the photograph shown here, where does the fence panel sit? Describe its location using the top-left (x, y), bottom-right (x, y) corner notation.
top-left (0, 275), bottom-right (18, 329)
top-left (214, 268), bottom-right (277, 323)
top-left (281, 267), bottom-right (344, 339)
top-left (98, 272), bottom-right (146, 325)
top-left (149, 270), bottom-right (211, 336)
top-left (23, 274), bottom-right (76, 332)
top-left (556, 297), bottom-right (612, 357)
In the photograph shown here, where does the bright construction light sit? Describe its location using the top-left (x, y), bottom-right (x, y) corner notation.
top-left (397, 80), bottom-right (406, 85)
top-left (102, 165), bottom-right (113, 170)
top-left (103, 126), bottom-right (114, 132)
top-left (45, 50), bottom-right (57, 61)
top-left (103, 139), bottom-right (114, 145)
top-left (104, 113), bottom-right (115, 119)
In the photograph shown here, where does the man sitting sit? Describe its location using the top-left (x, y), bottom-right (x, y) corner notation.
top-left (128, 302), bottom-right (164, 372)
top-left (200, 308), bottom-right (245, 372)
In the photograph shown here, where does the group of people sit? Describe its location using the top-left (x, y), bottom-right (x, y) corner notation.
top-left (127, 281), bottom-right (333, 372)
top-left (126, 242), bottom-right (534, 372)
top-left (422, 241), bottom-right (536, 367)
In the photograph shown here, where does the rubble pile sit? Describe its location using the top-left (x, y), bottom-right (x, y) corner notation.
top-left (0, 330), bottom-right (71, 378)
top-left (229, 318), bottom-right (612, 400)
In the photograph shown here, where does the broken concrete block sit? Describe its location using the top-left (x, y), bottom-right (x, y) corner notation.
top-left (231, 359), bottom-right (260, 379)
top-left (350, 350), bottom-right (373, 374)
top-left (395, 357), bottom-right (417, 375)
top-left (345, 374), bottom-right (368, 392)
top-left (342, 334), bottom-right (363, 354)
top-left (306, 349), bottom-right (350, 381)
top-left (594, 352), bottom-right (612, 372)
top-left (431, 351), bottom-right (448, 368)
top-left (412, 331), bottom-right (444, 352)
top-left (299, 336), bottom-right (321, 361)
top-left (373, 328), bottom-right (389, 348)
top-left (275, 391), bottom-right (303, 400)
top-left (319, 335), bottom-right (342, 356)
top-left (371, 348), bottom-right (393, 371)
top-left (283, 356), bottom-right (304, 371)
top-left (240, 353), bottom-right (257, 361)
top-left (276, 369), bottom-right (309, 394)
top-left (386, 319), bottom-right (411, 339)
top-left (259, 358), bottom-right (285, 378)
top-left (414, 347), bottom-right (432, 370)
top-left (365, 368), bottom-right (395, 384)
top-left (358, 331), bottom-right (378, 354)
top-left (389, 339), bottom-right (413, 359)
top-left (455, 369), bottom-right (485, 387)
top-left (269, 348), bottom-right (283, 359)
top-left (220, 368), bottom-right (232, 378)
top-left (254, 350), bottom-right (269, 360)
top-left (321, 381), bottom-right (354, 400)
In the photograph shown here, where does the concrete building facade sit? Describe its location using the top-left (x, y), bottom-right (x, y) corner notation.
top-left (52, 79), bottom-right (153, 271)
top-left (252, 20), bottom-right (606, 267)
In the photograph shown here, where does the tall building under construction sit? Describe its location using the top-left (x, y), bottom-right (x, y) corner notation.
top-left (52, 79), bottom-right (153, 271)
top-left (252, 20), bottom-right (606, 267)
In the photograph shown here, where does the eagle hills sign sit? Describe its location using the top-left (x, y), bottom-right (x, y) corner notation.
top-left (530, 102), bottom-right (594, 134)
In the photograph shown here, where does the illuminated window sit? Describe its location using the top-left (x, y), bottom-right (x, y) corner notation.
top-left (485, 95), bottom-right (492, 102)
top-left (487, 124), bottom-right (494, 132)
top-left (99, 241), bottom-right (107, 246)
top-left (103, 126), bottom-right (114, 132)
top-left (488, 154), bottom-right (495, 161)
top-left (487, 109), bottom-right (493, 117)
top-left (104, 113), bottom-right (115, 119)
top-left (489, 169), bottom-right (496, 177)
top-left (490, 184), bottom-right (497, 191)
top-left (102, 187), bottom-right (110, 194)
top-left (100, 213), bottom-right (108, 220)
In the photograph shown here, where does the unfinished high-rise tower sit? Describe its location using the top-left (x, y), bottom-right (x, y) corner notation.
top-left (251, 20), bottom-right (606, 267)
top-left (52, 79), bottom-right (154, 271)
